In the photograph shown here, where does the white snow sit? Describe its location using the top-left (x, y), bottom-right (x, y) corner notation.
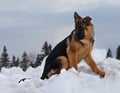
top-left (1, 49), bottom-right (120, 93)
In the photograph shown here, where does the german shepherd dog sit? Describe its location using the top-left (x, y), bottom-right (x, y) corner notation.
top-left (41, 12), bottom-right (105, 80)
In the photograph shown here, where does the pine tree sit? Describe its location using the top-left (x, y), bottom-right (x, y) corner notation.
top-left (12, 55), bottom-right (16, 66)
top-left (48, 44), bottom-right (52, 53)
top-left (106, 48), bottom-right (113, 58)
top-left (0, 46), bottom-right (10, 68)
top-left (42, 41), bottom-right (49, 56)
top-left (0, 57), bottom-right (2, 71)
top-left (35, 54), bottom-right (41, 67)
top-left (16, 57), bottom-right (20, 67)
top-left (31, 54), bottom-right (45, 68)
top-left (12, 55), bottom-right (19, 67)
top-left (116, 45), bottom-right (120, 60)
top-left (41, 41), bottom-right (52, 56)
top-left (20, 52), bottom-right (30, 71)
top-left (31, 54), bottom-right (41, 68)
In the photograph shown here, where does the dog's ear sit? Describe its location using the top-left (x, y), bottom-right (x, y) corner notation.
top-left (83, 16), bottom-right (92, 26)
top-left (74, 12), bottom-right (82, 22)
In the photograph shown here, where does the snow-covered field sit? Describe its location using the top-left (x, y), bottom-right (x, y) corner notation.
top-left (1, 49), bottom-right (120, 93)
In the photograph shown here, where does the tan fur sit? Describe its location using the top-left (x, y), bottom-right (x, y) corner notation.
top-left (58, 56), bottom-right (69, 69)
top-left (66, 12), bottom-right (105, 77)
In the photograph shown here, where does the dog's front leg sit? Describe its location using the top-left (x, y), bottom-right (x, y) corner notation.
top-left (67, 47), bottom-right (78, 70)
top-left (84, 53), bottom-right (105, 77)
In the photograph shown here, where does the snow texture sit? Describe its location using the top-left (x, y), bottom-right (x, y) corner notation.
top-left (1, 49), bottom-right (120, 93)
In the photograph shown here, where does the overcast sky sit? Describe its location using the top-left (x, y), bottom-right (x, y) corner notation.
top-left (0, 0), bottom-right (120, 57)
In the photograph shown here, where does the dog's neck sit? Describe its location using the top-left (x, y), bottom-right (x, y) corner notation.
top-left (80, 37), bottom-right (94, 48)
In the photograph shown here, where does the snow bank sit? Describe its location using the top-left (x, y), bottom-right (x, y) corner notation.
top-left (1, 49), bottom-right (120, 93)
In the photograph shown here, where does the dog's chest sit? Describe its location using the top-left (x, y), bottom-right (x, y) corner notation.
top-left (77, 50), bottom-right (86, 63)
top-left (77, 46), bottom-right (91, 63)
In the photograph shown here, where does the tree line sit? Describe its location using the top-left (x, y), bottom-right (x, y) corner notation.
top-left (1, 42), bottom-right (120, 72)
top-left (106, 45), bottom-right (120, 59)
top-left (0, 41), bottom-right (52, 71)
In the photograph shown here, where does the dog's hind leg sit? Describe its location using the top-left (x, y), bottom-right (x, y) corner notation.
top-left (47, 56), bottom-right (69, 78)
top-left (57, 56), bottom-right (69, 69)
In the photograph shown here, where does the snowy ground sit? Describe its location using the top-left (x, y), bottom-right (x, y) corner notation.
top-left (1, 49), bottom-right (120, 93)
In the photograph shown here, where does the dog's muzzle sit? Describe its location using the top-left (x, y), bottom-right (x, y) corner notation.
top-left (74, 26), bottom-right (85, 41)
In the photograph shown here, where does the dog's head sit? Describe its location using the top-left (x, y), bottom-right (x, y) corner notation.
top-left (73, 12), bottom-right (94, 44)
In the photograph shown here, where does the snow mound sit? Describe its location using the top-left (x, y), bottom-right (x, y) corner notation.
top-left (1, 49), bottom-right (120, 93)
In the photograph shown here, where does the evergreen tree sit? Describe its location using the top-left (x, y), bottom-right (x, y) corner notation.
top-left (31, 54), bottom-right (41, 68)
top-left (0, 58), bottom-right (2, 71)
top-left (37, 54), bottom-right (44, 65)
top-left (106, 48), bottom-right (113, 58)
top-left (20, 52), bottom-right (30, 71)
top-left (48, 44), bottom-right (52, 53)
top-left (42, 41), bottom-right (49, 56)
top-left (31, 54), bottom-right (45, 68)
top-left (12, 55), bottom-right (16, 66)
top-left (16, 57), bottom-right (20, 66)
top-left (41, 41), bottom-right (52, 56)
top-left (12, 55), bottom-right (19, 67)
top-left (0, 46), bottom-right (10, 68)
top-left (116, 45), bottom-right (120, 60)
top-left (16, 57), bottom-right (20, 67)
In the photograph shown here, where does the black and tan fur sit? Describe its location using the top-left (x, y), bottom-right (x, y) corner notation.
top-left (41, 12), bottom-right (105, 80)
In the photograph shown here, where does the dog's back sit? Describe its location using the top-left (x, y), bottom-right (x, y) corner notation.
top-left (41, 36), bottom-right (69, 79)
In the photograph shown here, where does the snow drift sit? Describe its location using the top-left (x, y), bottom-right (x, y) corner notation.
top-left (1, 49), bottom-right (120, 93)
